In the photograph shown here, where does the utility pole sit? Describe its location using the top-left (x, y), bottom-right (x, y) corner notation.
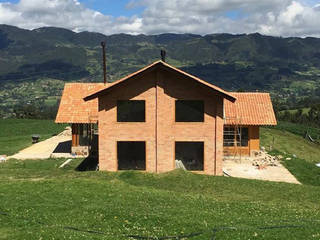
top-left (101, 41), bottom-right (107, 84)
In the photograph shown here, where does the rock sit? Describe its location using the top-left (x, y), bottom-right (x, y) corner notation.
top-left (286, 157), bottom-right (292, 160)
top-left (260, 146), bottom-right (266, 152)
top-left (293, 154), bottom-right (297, 158)
top-left (277, 155), bottom-right (283, 160)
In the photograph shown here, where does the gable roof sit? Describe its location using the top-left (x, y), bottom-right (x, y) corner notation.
top-left (56, 83), bottom-right (277, 125)
top-left (224, 92), bottom-right (277, 126)
top-left (84, 60), bottom-right (236, 102)
top-left (55, 83), bottom-right (106, 124)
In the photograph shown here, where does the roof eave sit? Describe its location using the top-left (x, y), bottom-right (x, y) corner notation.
top-left (84, 60), bottom-right (236, 102)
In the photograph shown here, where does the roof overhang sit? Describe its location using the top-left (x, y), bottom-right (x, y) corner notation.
top-left (84, 60), bottom-right (236, 102)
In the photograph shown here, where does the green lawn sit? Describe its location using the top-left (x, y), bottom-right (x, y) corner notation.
top-left (0, 119), bottom-right (66, 156)
top-left (268, 121), bottom-right (320, 140)
top-left (0, 159), bottom-right (320, 240)
top-left (261, 127), bottom-right (320, 164)
top-left (261, 126), bottom-right (320, 187)
top-left (1, 120), bottom-right (320, 239)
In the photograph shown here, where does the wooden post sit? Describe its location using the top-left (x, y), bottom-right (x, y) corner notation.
top-left (72, 124), bottom-right (79, 147)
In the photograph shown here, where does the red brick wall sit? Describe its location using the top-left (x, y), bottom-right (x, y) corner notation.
top-left (97, 67), bottom-right (224, 175)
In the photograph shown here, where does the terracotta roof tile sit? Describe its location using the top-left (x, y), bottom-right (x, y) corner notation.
top-left (56, 85), bottom-right (276, 126)
top-left (224, 92), bottom-right (277, 126)
top-left (55, 83), bottom-right (106, 123)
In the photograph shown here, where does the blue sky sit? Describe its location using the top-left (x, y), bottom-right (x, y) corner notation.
top-left (79, 0), bottom-right (144, 17)
top-left (0, 0), bottom-right (320, 36)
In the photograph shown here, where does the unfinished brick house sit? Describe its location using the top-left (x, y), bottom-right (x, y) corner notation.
top-left (55, 60), bottom-right (276, 175)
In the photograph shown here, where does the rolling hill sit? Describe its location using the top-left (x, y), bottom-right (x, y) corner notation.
top-left (1, 24), bottom-right (320, 118)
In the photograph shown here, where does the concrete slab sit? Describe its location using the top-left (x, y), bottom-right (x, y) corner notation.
top-left (223, 158), bottom-right (300, 184)
top-left (8, 128), bottom-right (76, 160)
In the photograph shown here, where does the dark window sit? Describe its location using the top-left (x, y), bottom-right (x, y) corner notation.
top-left (117, 141), bottom-right (146, 170)
top-left (237, 127), bottom-right (249, 147)
top-left (175, 142), bottom-right (204, 171)
top-left (117, 100), bottom-right (145, 122)
top-left (175, 100), bottom-right (204, 122)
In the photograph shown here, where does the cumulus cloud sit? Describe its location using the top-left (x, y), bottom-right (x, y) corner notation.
top-left (0, 0), bottom-right (142, 34)
top-left (0, 0), bottom-right (320, 37)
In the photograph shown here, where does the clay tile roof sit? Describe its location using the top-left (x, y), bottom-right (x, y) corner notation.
top-left (224, 92), bottom-right (277, 126)
top-left (55, 83), bottom-right (106, 124)
top-left (84, 60), bottom-right (236, 102)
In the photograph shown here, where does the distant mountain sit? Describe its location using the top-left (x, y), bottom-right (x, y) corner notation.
top-left (1, 24), bottom-right (320, 118)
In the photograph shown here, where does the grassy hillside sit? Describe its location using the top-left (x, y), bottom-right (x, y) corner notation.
top-left (2, 25), bottom-right (320, 118)
top-left (0, 159), bottom-right (320, 240)
top-left (0, 119), bottom-right (66, 156)
top-left (261, 126), bottom-right (320, 164)
top-left (261, 124), bottom-right (320, 186)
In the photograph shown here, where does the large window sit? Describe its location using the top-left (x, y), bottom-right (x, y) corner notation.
top-left (117, 141), bottom-right (146, 170)
top-left (223, 126), bottom-right (249, 147)
top-left (175, 100), bottom-right (204, 122)
top-left (117, 100), bottom-right (145, 122)
top-left (175, 142), bottom-right (204, 171)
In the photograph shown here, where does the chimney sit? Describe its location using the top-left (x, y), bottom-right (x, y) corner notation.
top-left (161, 49), bottom-right (166, 62)
top-left (101, 41), bottom-right (107, 84)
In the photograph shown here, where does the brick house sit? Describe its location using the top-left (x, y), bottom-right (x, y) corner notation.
top-left (55, 60), bottom-right (276, 175)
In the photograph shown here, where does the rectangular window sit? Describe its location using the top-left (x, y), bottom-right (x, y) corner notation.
top-left (175, 142), bottom-right (204, 171)
top-left (175, 100), bottom-right (204, 122)
top-left (223, 126), bottom-right (249, 147)
top-left (237, 127), bottom-right (249, 147)
top-left (117, 100), bottom-right (145, 122)
top-left (117, 141), bottom-right (146, 170)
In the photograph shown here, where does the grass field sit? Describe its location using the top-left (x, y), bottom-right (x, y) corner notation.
top-left (261, 125), bottom-right (320, 187)
top-left (0, 159), bottom-right (320, 240)
top-left (261, 127), bottom-right (320, 164)
top-left (268, 121), bottom-right (320, 140)
top-left (0, 119), bottom-right (66, 156)
top-left (1, 120), bottom-right (320, 239)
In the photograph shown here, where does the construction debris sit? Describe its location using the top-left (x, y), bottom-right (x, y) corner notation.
top-left (59, 159), bottom-right (73, 168)
top-left (175, 160), bottom-right (187, 170)
top-left (252, 151), bottom-right (279, 169)
top-left (316, 163), bottom-right (320, 168)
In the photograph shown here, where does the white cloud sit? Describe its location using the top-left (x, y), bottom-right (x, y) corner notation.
top-left (0, 0), bottom-right (320, 37)
top-left (0, 0), bottom-right (141, 34)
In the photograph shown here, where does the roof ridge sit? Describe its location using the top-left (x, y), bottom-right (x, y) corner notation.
top-left (84, 60), bottom-right (236, 102)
